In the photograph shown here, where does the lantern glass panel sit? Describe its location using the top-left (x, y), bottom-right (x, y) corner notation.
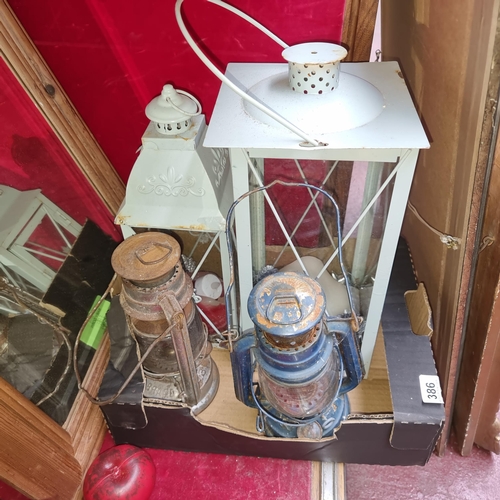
top-left (17, 213), bottom-right (78, 273)
top-left (246, 158), bottom-right (397, 322)
top-left (257, 354), bottom-right (341, 419)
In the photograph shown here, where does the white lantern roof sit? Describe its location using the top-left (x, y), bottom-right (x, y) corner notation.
top-left (242, 64), bottom-right (385, 135)
top-left (204, 61), bottom-right (430, 161)
top-left (281, 42), bottom-right (348, 65)
top-left (116, 115), bottom-right (232, 232)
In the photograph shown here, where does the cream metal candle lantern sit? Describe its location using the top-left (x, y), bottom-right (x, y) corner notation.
top-left (176, 0), bottom-right (429, 372)
top-left (116, 84), bottom-right (232, 238)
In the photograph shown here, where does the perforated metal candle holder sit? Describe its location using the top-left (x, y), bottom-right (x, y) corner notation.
top-left (283, 43), bottom-right (346, 95)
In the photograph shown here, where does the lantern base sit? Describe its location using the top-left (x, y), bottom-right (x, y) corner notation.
top-left (259, 394), bottom-right (350, 439)
top-left (143, 351), bottom-right (220, 416)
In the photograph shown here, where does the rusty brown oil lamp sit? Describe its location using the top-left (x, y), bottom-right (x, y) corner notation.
top-left (111, 231), bottom-right (219, 414)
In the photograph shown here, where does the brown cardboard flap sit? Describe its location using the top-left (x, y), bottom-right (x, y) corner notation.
top-left (405, 284), bottom-right (433, 337)
top-left (195, 329), bottom-right (393, 441)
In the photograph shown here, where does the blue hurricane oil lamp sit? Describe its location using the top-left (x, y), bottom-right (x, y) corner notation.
top-left (226, 181), bottom-right (364, 439)
top-left (232, 271), bottom-right (363, 438)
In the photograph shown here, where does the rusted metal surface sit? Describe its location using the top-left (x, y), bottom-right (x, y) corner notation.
top-left (262, 326), bottom-right (318, 349)
top-left (119, 264), bottom-right (193, 321)
top-left (111, 232), bottom-right (180, 285)
top-left (248, 272), bottom-right (326, 343)
top-left (112, 229), bottom-right (219, 411)
top-left (158, 295), bottom-right (200, 405)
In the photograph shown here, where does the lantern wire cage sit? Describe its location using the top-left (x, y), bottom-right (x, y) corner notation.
top-left (223, 179), bottom-right (362, 348)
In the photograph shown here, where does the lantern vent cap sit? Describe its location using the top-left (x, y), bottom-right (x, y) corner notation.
top-left (280, 42), bottom-right (348, 96)
top-left (248, 271), bottom-right (326, 337)
top-left (145, 84), bottom-right (202, 135)
top-left (281, 42), bottom-right (347, 65)
top-left (111, 232), bottom-right (181, 283)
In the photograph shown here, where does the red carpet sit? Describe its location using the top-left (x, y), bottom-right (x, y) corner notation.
top-left (99, 433), bottom-right (313, 500)
top-left (3, 432), bottom-right (500, 499)
top-left (0, 432), bottom-right (313, 499)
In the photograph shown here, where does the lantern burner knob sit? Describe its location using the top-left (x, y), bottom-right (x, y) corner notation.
top-left (145, 84), bottom-right (202, 135)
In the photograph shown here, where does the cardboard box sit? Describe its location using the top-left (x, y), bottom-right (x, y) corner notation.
top-left (102, 240), bottom-right (444, 465)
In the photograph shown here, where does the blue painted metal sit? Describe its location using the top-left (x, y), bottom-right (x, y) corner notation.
top-left (232, 271), bottom-right (364, 438)
top-left (327, 318), bottom-right (364, 395)
top-left (230, 330), bottom-right (256, 408)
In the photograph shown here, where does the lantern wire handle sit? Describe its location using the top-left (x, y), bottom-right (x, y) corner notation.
top-left (207, 0), bottom-right (289, 49)
top-left (166, 89), bottom-right (202, 117)
top-left (224, 180), bottom-right (360, 346)
top-left (174, 0), bottom-right (323, 147)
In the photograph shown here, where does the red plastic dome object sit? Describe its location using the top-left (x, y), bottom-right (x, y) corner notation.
top-left (83, 444), bottom-right (156, 500)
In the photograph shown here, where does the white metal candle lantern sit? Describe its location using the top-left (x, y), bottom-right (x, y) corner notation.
top-left (116, 84), bottom-right (234, 337)
top-left (116, 84), bottom-right (232, 236)
top-left (175, 0), bottom-right (430, 372)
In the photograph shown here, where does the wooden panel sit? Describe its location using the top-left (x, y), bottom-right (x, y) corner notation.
top-left (342, 0), bottom-right (379, 62)
top-left (0, 333), bottom-right (110, 499)
top-left (0, 378), bottom-right (81, 499)
top-left (454, 33), bottom-right (500, 452)
top-left (0, 378), bottom-right (73, 454)
top-left (64, 335), bottom-right (110, 463)
top-left (0, 0), bottom-right (124, 215)
top-left (381, 0), bottom-right (500, 453)
top-left (64, 335), bottom-right (110, 500)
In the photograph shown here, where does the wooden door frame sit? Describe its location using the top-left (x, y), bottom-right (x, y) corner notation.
top-left (0, 336), bottom-right (110, 499)
top-left (453, 13), bottom-right (500, 451)
top-left (342, 0), bottom-right (379, 62)
top-left (0, 0), bottom-right (124, 216)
